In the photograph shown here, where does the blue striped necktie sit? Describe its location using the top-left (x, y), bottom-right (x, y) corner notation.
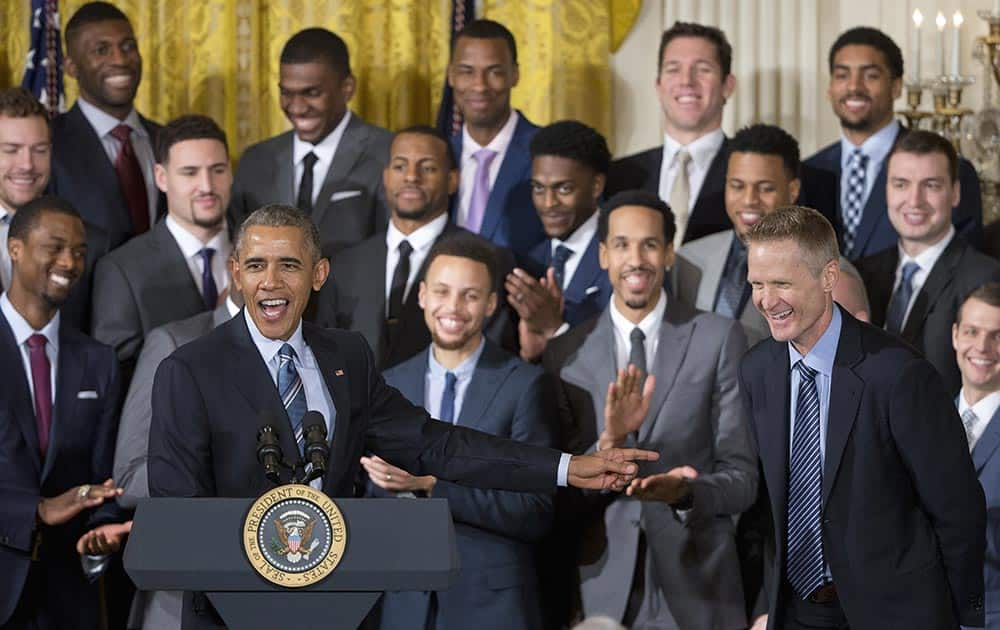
top-left (787, 360), bottom-right (825, 598)
top-left (277, 343), bottom-right (307, 456)
top-left (885, 261), bottom-right (919, 335)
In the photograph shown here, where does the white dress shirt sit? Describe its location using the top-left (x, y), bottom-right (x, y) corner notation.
top-left (1, 293), bottom-right (58, 410)
top-left (550, 210), bottom-right (599, 291)
top-left (76, 97), bottom-right (158, 223)
top-left (292, 110), bottom-right (352, 206)
top-left (609, 289), bottom-right (668, 372)
top-left (658, 128), bottom-right (725, 209)
top-left (164, 216), bottom-right (231, 299)
top-left (384, 213), bottom-right (448, 312)
top-left (839, 119), bottom-right (899, 213)
top-left (959, 388), bottom-right (1000, 452)
top-left (892, 225), bottom-right (955, 329)
top-left (0, 204), bottom-right (12, 291)
top-left (456, 110), bottom-right (520, 227)
top-left (424, 336), bottom-right (486, 423)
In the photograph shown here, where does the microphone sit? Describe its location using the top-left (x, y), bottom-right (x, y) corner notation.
top-left (256, 412), bottom-right (285, 485)
top-left (301, 411), bottom-right (329, 483)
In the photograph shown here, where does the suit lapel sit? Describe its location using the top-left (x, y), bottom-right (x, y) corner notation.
top-left (973, 406), bottom-right (1000, 473)
top-left (901, 237), bottom-right (963, 341)
top-left (274, 133), bottom-right (296, 208)
top-left (456, 342), bottom-right (507, 428)
top-left (65, 104), bottom-right (129, 234)
top-left (851, 128), bottom-right (901, 256)
top-left (44, 329), bottom-right (85, 482)
top-left (693, 137), bottom-right (728, 208)
top-left (640, 147), bottom-right (663, 193)
top-left (303, 324), bottom-right (353, 491)
top-left (314, 117), bottom-right (368, 227)
top-left (822, 309), bottom-right (864, 508)
top-left (695, 232), bottom-right (732, 311)
top-left (0, 314), bottom-right (41, 474)
top-left (563, 234), bottom-right (602, 304)
top-left (573, 311), bottom-right (617, 438)
top-left (637, 300), bottom-right (695, 442)
top-left (756, 340), bottom-right (791, 542)
top-left (394, 350), bottom-right (428, 408)
top-left (152, 221), bottom-right (207, 306)
top-left (479, 116), bottom-right (531, 240)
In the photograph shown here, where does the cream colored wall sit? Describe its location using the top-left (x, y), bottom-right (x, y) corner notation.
top-left (610, 0), bottom-right (996, 157)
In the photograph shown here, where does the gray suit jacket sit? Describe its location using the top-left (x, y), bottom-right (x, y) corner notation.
top-left (229, 114), bottom-right (392, 257)
top-left (91, 220), bottom-right (208, 374)
top-left (543, 300), bottom-right (757, 629)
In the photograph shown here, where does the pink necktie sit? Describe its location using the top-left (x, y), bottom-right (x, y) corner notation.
top-left (26, 334), bottom-right (52, 456)
top-left (465, 148), bottom-right (498, 233)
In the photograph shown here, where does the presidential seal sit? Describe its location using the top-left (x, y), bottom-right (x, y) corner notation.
top-left (243, 484), bottom-right (347, 587)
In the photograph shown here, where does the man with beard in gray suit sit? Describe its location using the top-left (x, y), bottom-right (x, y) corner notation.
top-left (229, 27), bottom-right (392, 258)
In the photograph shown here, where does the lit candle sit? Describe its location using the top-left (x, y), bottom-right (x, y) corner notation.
top-left (911, 9), bottom-right (923, 82)
top-left (951, 11), bottom-right (964, 77)
top-left (937, 12), bottom-right (947, 77)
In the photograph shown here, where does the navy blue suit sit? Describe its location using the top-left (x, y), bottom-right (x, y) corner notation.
top-left (376, 340), bottom-right (555, 630)
top-left (524, 234), bottom-right (611, 328)
top-left (962, 402), bottom-right (1000, 630)
top-left (450, 113), bottom-right (545, 258)
top-left (741, 307), bottom-right (985, 629)
top-left (803, 128), bottom-right (983, 260)
top-left (0, 310), bottom-right (122, 629)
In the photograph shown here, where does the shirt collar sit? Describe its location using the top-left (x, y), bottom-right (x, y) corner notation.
top-left (77, 97), bottom-right (147, 140)
top-left (462, 110), bottom-right (520, 156)
top-left (0, 292), bottom-right (60, 352)
top-left (609, 288), bottom-right (668, 344)
top-left (898, 225), bottom-right (955, 273)
top-left (663, 128), bottom-right (725, 171)
top-left (428, 335), bottom-right (487, 381)
top-left (839, 119), bottom-right (899, 166)
top-left (788, 305), bottom-right (842, 377)
top-left (386, 213), bottom-right (448, 254)
top-left (0, 203), bottom-right (13, 219)
top-left (293, 110), bottom-right (352, 166)
top-left (242, 308), bottom-right (306, 367)
top-left (959, 388), bottom-right (1000, 423)
top-left (164, 215), bottom-right (231, 260)
top-left (225, 296), bottom-right (241, 318)
top-left (552, 210), bottom-right (599, 256)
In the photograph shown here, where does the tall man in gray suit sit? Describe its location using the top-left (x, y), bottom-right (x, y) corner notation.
top-left (91, 115), bottom-right (232, 378)
top-left (544, 190), bottom-right (758, 629)
top-left (674, 124), bottom-right (870, 346)
top-left (229, 27), bottom-right (392, 257)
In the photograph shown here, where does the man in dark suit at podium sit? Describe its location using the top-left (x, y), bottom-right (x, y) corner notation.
top-left (147, 203), bottom-right (657, 627)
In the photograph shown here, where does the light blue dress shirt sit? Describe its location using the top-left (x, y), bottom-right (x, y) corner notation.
top-left (839, 120), bottom-right (899, 215)
top-left (424, 336), bottom-right (486, 422)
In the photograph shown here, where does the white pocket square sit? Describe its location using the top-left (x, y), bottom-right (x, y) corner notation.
top-left (329, 190), bottom-right (363, 202)
top-left (77, 390), bottom-right (98, 399)
top-left (585, 286), bottom-right (601, 295)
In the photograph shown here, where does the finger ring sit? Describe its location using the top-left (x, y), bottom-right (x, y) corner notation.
top-left (385, 473), bottom-right (392, 481)
top-left (77, 484), bottom-right (91, 499)
top-left (516, 294), bottom-right (524, 303)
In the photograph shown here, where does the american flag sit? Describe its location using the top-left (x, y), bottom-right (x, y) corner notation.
top-left (21, 0), bottom-right (64, 117)
top-left (435, 0), bottom-right (475, 139)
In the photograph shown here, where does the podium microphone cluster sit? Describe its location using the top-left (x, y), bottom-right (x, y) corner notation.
top-left (255, 410), bottom-right (330, 486)
top-left (301, 410), bottom-right (329, 483)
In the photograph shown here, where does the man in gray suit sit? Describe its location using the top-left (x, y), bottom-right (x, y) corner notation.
top-left (229, 27), bottom-right (392, 258)
top-left (543, 190), bottom-right (758, 629)
top-left (91, 115), bottom-right (232, 378)
top-left (673, 124), bottom-right (869, 346)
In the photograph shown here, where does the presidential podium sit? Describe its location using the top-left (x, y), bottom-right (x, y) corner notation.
top-left (124, 496), bottom-right (459, 629)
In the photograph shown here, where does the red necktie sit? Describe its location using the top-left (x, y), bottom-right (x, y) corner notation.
top-left (26, 334), bottom-right (52, 456)
top-left (110, 124), bottom-right (150, 234)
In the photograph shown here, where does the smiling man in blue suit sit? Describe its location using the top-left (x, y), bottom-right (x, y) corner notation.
top-left (447, 20), bottom-right (545, 258)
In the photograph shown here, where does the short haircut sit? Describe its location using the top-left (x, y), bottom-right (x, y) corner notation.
top-left (154, 114), bottom-right (228, 164)
top-left (9, 195), bottom-right (83, 242)
top-left (280, 28), bottom-right (351, 77)
top-left (598, 189), bottom-right (676, 245)
top-left (745, 205), bottom-right (839, 276)
top-left (0, 87), bottom-right (49, 122)
top-left (234, 204), bottom-right (322, 265)
top-left (65, 1), bottom-right (131, 49)
top-left (453, 19), bottom-right (518, 66)
top-left (889, 129), bottom-right (959, 183)
top-left (658, 21), bottom-right (732, 76)
top-left (393, 124), bottom-right (457, 170)
top-left (729, 123), bottom-right (801, 179)
top-left (828, 26), bottom-right (904, 79)
top-left (530, 120), bottom-right (612, 175)
top-left (957, 281), bottom-right (1000, 324)
top-left (424, 231), bottom-right (499, 293)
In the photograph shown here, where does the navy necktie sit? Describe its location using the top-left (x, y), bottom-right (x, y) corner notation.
top-left (277, 343), bottom-right (307, 456)
top-left (787, 360), bottom-right (825, 598)
top-left (628, 327), bottom-right (647, 375)
top-left (297, 151), bottom-right (319, 214)
top-left (551, 244), bottom-right (573, 289)
top-left (198, 247), bottom-right (217, 309)
top-left (715, 243), bottom-right (748, 318)
top-left (439, 372), bottom-right (458, 424)
top-left (885, 261), bottom-right (919, 334)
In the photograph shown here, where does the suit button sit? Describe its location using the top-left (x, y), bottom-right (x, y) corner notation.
top-left (822, 518), bottom-right (831, 525)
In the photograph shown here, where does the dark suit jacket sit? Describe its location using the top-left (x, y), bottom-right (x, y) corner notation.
top-left (740, 308), bottom-right (986, 629)
top-left (450, 113), bottom-right (545, 257)
top-left (229, 114), bottom-right (392, 257)
top-left (524, 233), bottom-right (612, 328)
top-left (970, 403), bottom-right (1000, 629)
top-left (376, 340), bottom-right (555, 630)
top-left (147, 312), bottom-right (562, 628)
top-left (50, 102), bottom-right (165, 250)
top-left (857, 236), bottom-right (1000, 394)
top-left (0, 310), bottom-right (122, 628)
top-left (605, 137), bottom-right (731, 244)
top-left (90, 220), bottom-right (209, 377)
top-left (312, 223), bottom-right (518, 370)
top-left (804, 126), bottom-right (984, 259)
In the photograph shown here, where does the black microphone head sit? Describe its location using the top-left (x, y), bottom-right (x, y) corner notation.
top-left (302, 411), bottom-right (327, 438)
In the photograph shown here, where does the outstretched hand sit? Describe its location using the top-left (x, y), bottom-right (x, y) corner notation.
top-left (567, 448), bottom-right (660, 491)
top-left (601, 365), bottom-right (655, 449)
top-left (37, 478), bottom-right (122, 526)
top-left (625, 466), bottom-right (698, 504)
top-left (76, 520), bottom-right (132, 556)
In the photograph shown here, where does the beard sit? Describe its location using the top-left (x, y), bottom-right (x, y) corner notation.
top-left (838, 114), bottom-right (875, 132)
top-left (430, 326), bottom-right (480, 352)
top-left (393, 202), bottom-right (436, 222)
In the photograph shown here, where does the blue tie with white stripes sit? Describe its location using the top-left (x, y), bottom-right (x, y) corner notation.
top-left (787, 360), bottom-right (825, 598)
top-left (277, 343), bottom-right (307, 456)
